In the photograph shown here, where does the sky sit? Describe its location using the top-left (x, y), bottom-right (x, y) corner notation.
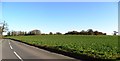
top-left (1, 2), bottom-right (118, 35)
top-left (1, 0), bottom-right (119, 2)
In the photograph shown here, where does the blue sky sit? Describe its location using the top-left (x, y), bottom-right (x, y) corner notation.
top-left (1, 2), bottom-right (118, 35)
top-left (1, 0), bottom-right (119, 2)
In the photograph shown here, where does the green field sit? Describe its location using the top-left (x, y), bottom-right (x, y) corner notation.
top-left (6, 35), bottom-right (119, 59)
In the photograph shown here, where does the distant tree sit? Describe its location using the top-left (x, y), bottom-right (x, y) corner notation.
top-left (98, 32), bottom-right (103, 35)
top-left (67, 31), bottom-right (79, 35)
top-left (7, 31), bottom-right (28, 36)
top-left (24, 32), bottom-right (27, 35)
top-left (103, 33), bottom-right (106, 35)
top-left (49, 32), bottom-right (53, 35)
top-left (11, 31), bottom-right (17, 36)
top-left (18, 31), bottom-right (26, 36)
top-left (113, 31), bottom-right (118, 35)
top-left (17, 31), bottom-right (21, 35)
top-left (7, 31), bottom-right (11, 36)
top-left (28, 29), bottom-right (41, 35)
top-left (56, 32), bottom-right (62, 35)
top-left (94, 31), bottom-right (99, 35)
top-left (72, 31), bottom-right (79, 35)
top-left (80, 30), bottom-right (87, 35)
top-left (41, 33), bottom-right (46, 35)
top-left (64, 29), bottom-right (107, 35)
top-left (87, 29), bottom-right (94, 35)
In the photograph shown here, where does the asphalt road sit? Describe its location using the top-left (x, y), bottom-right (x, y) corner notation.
top-left (1, 39), bottom-right (80, 61)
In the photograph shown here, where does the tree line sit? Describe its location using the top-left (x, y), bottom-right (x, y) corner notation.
top-left (7, 29), bottom-right (41, 36)
top-left (0, 21), bottom-right (118, 36)
top-left (7, 29), bottom-right (107, 36)
top-left (65, 29), bottom-right (106, 35)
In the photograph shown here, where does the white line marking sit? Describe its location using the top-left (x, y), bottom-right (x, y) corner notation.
top-left (14, 51), bottom-right (23, 61)
top-left (9, 45), bottom-right (13, 49)
top-left (8, 40), bottom-right (23, 61)
top-left (9, 41), bottom-right (11, 45)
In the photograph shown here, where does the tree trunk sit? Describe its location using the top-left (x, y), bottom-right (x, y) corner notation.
top-left (0, 32), bottom-right (2, 39)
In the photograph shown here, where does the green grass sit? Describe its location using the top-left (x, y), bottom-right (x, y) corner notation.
top-left (6, 35), bottom-right (119, 59)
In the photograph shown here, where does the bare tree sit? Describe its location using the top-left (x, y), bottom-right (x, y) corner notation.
top-left (0, 21), bottom-right (8, 38)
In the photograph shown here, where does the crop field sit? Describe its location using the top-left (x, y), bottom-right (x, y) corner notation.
top-left (6, 35), bottom-right (119, 59)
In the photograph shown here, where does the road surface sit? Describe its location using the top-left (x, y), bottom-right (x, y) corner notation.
top-left (1, 39), bottom-right (80, 61)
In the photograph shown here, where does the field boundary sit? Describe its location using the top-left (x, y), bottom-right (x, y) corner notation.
top-left (4, 38), bottom-right (117, 61)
